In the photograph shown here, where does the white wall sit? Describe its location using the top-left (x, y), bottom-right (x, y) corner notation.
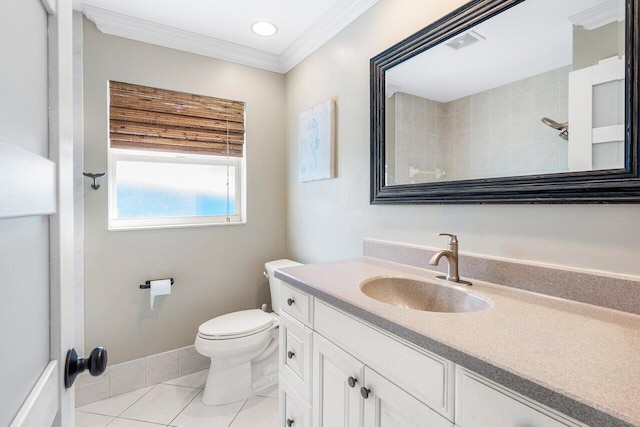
top-left (285, 0), bottom-right (640, 277)
top-left (0, 0), bottom-right (50, 424)
top-left (83, 19), bottom-right (287, 364)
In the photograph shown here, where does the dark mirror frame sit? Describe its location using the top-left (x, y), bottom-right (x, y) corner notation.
top-left (371, 0), bottom-right (640, 204)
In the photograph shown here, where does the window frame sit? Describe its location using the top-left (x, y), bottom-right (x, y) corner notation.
top-left (107, 148), bottom-right (245, 231)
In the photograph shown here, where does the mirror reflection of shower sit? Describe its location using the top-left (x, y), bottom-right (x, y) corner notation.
top-left (409, 166), bottom-right (445, 180)
top-left (541, 117), bottom-right (569, 141)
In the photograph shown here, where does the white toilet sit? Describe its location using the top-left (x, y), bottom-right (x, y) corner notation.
top-left (195, 259), bottom-right (302, 406)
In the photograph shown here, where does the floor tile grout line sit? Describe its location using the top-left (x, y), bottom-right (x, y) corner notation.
top-left (75, 408), bottom-right (117, 417)
top-left (105, 414), bottom-right (118, 426)
top-left (167, 386), bottom-right (203, 425)
top-left (75, 384), bottom-right (157, 420)
top-left (227, 399), bottom-right (249, 427)
top-left (160, 382), bottom-right (205, 390)
top-left (78, 383), bottom-right (202, 426)
top-left (112, 415), bottom-right (167, 426)
top-left (74, 410), bottom-right (116, 426)
top-left (113, 384), bottom-right (158, 418)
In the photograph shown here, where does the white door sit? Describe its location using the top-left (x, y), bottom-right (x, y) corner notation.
top-left (362, 368), bottom-right (452, 427)
top-left (312, 333), bottom-right (364, 427)
top-left (1, 0), bottom-right (76, 425)
top-left (568, 56), bottom-right (626, 171)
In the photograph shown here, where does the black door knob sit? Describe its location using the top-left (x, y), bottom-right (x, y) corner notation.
top-left (286, 418), bottom-right (294, 427)
top-left (65, 346), bottom-right (108, 388)
top-left (287, 298), bottom-right (295, 306)
top-left (360, 386), bottom-right (370, 399)
top-left (348, 376), bottom-right (358, 388)
top-left (287, 351), bottom-right (295, 359)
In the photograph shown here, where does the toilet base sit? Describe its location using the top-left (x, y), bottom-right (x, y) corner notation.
top-left (202, 360), bottom-right (252, 406)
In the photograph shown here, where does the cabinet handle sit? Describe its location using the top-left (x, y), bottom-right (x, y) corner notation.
top-left (287, 298), bottom-right (295, 306)
top-left (347, 376), bottom-right (358, 388)
top-left (286, 419), bottom-right (294, 427)
top-left (287, 351), bottom-right (295, 359)
top-left (360, 386), bottom-right (370, 399)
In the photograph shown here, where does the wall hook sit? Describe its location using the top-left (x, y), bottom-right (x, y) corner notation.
top-left (83, 172), bottom-right (105, 190)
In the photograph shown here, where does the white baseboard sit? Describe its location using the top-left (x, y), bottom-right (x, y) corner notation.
top-left (11, 361), bottom-right (59, 427)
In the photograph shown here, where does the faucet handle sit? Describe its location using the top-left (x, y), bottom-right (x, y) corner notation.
top-left (438, 233), bottom-right (458, 244)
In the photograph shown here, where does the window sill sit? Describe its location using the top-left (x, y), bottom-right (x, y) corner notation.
top-left (108, 220), bottom-right (247, 232)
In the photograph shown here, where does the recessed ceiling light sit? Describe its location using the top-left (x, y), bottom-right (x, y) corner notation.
top-left (251, 21), bottom-right (278, 37)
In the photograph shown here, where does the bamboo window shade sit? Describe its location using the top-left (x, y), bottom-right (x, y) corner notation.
top-left (109, 81), bottom-right (245, 157)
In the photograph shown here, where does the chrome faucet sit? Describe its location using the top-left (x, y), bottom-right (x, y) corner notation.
top-left (430, 233), bottom-right (470, 285)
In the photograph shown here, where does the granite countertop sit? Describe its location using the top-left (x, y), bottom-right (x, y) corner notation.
top-left (276, 257), bottom-right (640, 427)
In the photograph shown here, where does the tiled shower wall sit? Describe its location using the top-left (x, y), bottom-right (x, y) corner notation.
top-left (392, 65), bottom-right (570, 183)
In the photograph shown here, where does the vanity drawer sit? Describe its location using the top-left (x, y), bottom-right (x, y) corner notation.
top-left (280, 282), bottom-right (313, 327)
top-left (279, 311), bottom-right (313, 402)
top-left (314, 301), bottom-right (454, 421)
top-left (279, 377), bottom-right (311, 427)
top-left (455, 367), bottom-right (585, 427)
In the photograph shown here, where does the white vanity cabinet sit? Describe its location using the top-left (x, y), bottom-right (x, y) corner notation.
top-left (280, 377), bottom-right (312, 427)
top-left (312, 331), bottom-right (452, 427)
top-left (278, 282), bottom-right (315, 427)
top-left (312, 301), bottom-right (454, 427)
top-left (278, 283), bottom-right (587, 427)
top-left (362, 367), bottom-right (453, 427)
top-left (312, 333), bottom-right (364, 426)
top-left (279, 311), bottom-right (313, 402)
top-left (455, 367), bottom-right (586, 427)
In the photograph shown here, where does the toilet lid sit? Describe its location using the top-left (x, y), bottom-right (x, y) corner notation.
top-left (198, 309), bottom-right (276, 339)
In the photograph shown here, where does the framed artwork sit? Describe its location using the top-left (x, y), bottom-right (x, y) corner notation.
top-left (298, 99), bottom-right (336, 182)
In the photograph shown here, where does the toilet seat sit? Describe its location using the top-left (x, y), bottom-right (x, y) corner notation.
top-left (198, 309), bottom-right (277, 340)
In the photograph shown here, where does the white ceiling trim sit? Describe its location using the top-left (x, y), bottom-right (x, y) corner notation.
top-left (280, 0), bottom-right (379, 72)
top-left (568, 0), bottom-right (625, 30)
top-left (83, 5), bottom-right (283, 72)
top-left (83, 0), bottom-right (378, 74)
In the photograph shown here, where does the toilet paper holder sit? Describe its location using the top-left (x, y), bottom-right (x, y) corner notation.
top-left (140, 278), bottom-right (174, 289)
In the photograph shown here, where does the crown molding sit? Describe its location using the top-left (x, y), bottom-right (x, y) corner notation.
top-left (83, 5), bottom-right (284, 72)
top-left (568, 0), bottom-right (625, 31)
top-left (82, 0), bottom-right (378, 74)
top-left (280, 0), bottom-right (379, 72)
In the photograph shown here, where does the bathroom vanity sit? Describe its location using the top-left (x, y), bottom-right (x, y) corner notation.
top-left (275, 244), bottom-right (640, 427)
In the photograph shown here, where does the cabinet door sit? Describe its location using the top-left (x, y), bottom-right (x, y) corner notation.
top-left (313, 333), bottom-right (365, 427)
top-left (280, 377), bottom-right (312, 427)
top-left (455, 367), bottom-right (584, 427)
top-left (363, 368), bottom-right (453, 427)
top-left (280, 311), bottom-right (313, 401)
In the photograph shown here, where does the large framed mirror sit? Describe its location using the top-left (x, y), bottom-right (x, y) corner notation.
top-left (371, 0), bottom-right (640, 203)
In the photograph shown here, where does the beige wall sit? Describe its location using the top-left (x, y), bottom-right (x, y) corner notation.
top-left (573, 21), bottom-right (625, 71)
top-left (83, 19), bottom-right (287, 364)
top-left (285, 0), bottom-right (640, 276)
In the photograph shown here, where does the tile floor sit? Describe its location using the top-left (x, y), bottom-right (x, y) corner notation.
top-left (75, 370), bottom-right (279, 427)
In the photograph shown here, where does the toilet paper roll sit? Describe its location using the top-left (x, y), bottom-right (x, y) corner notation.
top-left (150, 279), bottom-right (171, 310)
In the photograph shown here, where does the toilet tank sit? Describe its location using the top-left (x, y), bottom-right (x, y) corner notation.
top-left (265, 259), bottom-right (302, 313)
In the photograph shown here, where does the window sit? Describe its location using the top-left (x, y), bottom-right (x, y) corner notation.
top-left (107, 81), bottom-right (245, 230)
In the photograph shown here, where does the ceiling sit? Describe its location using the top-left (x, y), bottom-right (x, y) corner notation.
top-left (386, 0), bottom-right (623, 103)
top-left (75, 0), bottom-right (378, 74)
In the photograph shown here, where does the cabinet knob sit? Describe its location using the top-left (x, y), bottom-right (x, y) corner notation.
top-left (287, 298), bottom-right (295, 306)
top-left (347, 376), bottom-right (358, 388)
top-left (360, 386), bottom-right (370, 399)
top-left (287, 351), bottom-right (295, 359)
top-left (286, 419), bottom-right (294, 427)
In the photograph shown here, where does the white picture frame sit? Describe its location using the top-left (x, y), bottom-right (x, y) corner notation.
top-left (298, 99), bottom-right (336, 182)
